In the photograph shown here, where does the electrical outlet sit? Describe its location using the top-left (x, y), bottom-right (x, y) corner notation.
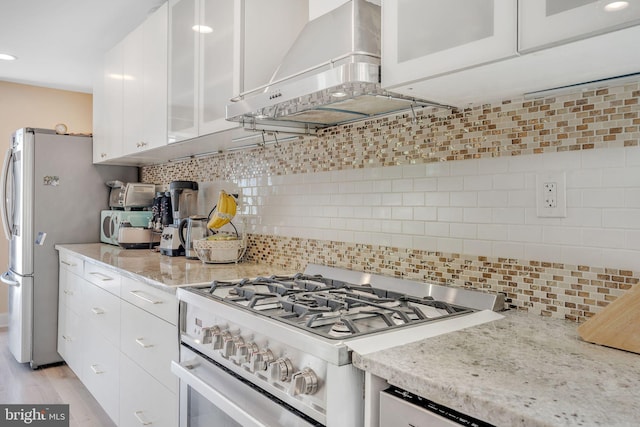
top-left (536, 173), bottom-right (566, 218)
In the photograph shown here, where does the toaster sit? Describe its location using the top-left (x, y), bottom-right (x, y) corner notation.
top-left (107, 182), bottom-right (156, 209)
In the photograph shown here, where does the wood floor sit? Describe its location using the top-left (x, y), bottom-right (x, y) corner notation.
top-left (0, 327), bottom-right (115, 427)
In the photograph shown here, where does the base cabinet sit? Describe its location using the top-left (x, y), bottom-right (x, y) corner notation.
top-left (57, 252), bottom-right (178, 426)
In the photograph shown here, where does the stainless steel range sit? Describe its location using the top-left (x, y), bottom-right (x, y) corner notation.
top-left (171, 264), bottom-right (504, 427)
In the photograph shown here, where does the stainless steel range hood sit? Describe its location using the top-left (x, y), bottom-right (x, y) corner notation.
top-left (226, 0), bottom-right (450, 133)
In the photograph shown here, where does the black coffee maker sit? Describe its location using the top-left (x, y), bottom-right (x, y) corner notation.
top-left (159, 181), bottom-right (198, 256)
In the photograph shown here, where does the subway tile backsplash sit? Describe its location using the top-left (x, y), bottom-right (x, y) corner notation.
top-left (142, 81), bottom-right (640, 321)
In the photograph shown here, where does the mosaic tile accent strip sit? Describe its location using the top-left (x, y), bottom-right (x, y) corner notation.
top-left (141, 81), bottom-right (639, 184)
top-left (244, 233), bottom-right (638, 322)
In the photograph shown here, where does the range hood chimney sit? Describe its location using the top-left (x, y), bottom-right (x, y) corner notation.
top-left (226, 0), bottom-right (450, 133)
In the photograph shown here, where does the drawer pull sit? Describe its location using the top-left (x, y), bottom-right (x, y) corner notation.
top-left (134, 411), bottom-right (152, 425)
top-left (129, 290), bottom-right (163, 305)
top-left (63, 289), bottom-right (74, 295)
top-left (91, 307), bottom-right (105, 315)
top-left (90, 364), bottom-right (105, 374)
top-left (62, 335), bottom-right (72, 342)
top-left (60, 260), bottom-right (77, 267)
top-left (89, 271), bottom-right (114, 281)
top-left (135, 338), bottom-right (154, 348)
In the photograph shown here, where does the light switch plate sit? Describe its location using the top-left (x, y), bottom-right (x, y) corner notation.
top-left (536, 172), bottom-right (567, 218)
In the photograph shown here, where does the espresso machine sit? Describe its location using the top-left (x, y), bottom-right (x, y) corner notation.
top-left (159, 181), bottom-right (198, 256)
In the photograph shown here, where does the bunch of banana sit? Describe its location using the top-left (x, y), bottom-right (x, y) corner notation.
top-left (207, 190), bottom-right (237, 229)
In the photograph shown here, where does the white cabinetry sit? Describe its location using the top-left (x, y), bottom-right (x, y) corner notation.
top-left (123, 2), bottom-right (168, 155)
top-left (382, 0), bottom-right (640, 107)
top-left (382, 0), bottom-right (517, 87)
top-left (56, 253), bottom-right (178, 426)
top-left (168, 0), bottom-right (308, 143)
top-left (93, 3), bottom-right (168, 163)
top-left (519, 0), bottom-right (640, 52)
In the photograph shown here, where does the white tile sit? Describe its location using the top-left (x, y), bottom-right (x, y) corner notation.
top-left (437, 207), bottom-right (463, 222)
top-left (493, 173), bottom-right (525, 190)
top-left (463, 175), bottom-right (493, 191)
top-left (361, 219), bottom-right (382, 233)
top-left (362, 167), bottom-right (385, 180)
top-left (413, 177), bottom-right (438, 191)
top-left (492, 208), bottom-right (525, 224)
top-left (524, 244), bottom-right (562, 263)
top-left (425, 162), bottom-right (450, 177)
top-left (414, 207), bottom-right (438, 221)
top-left (450, 223), bottom-right (477, 239)
top-left (603, 209), bottom-right (640, 229)
top-left (437, 237), bottom-right (463, 254)
top-left (492, 241), bottom-right (524, 259)
top-left (582, 189), bottom-right (625, 208)
top-left (412, 235), bottom-right (438, 251)
top-left (583, 228), bottom-right (626, 249)
top-left (450, 159), bottom-right (479, 176)
top-left (353, 207), bottom-right (373, 218)
top-left (477, 224), bottom-right (509, 241)
top-left (582, 146), bottom-right (626, 169)
top-left (542, 226), bottom-right (582, 245)
top-left (463, 239), bottom-right (492, 257)
top-left (337, 206), bottom-right (355, 218)
top-left (437, 176), bottom-right (464, 191)
top-left (373, 180), bottom-right (392, 193)
top-left (450, 192), bottom-right (478, 207)
top-left (560, 246), bottom-right (603, 268)
top-left (566, 189), bottom-right (583, 208)
top-left (403, 192), bottom-right (425, 206)
top-left (478, 191), bottom-right (509, 208)
top-left (426, 222), bottom-right (450, 237)
top-left (625, 146), bottom-right (640, 166)
top-left (402, 164), bottom-right (427, 178)
top-left (566, 169), bottom-right (602, 188)
top-left (625, 189), bottom-right (640, 208)
top-left (392, 234), bottom-right (414, 249)
top-left (392, 207), bottom-right (413, 220)
top-left (477, 157), bottom-right (509, 174)
top-left (425, 192), bottom-right (450, 207)
top-left (601, 248), bottom-right (639, 271)
top-left (559, 208), bottom-right (603, 227)
top-left (344, 219), bottom-right (364, 232)
top-left (402, 220), bottom-right (425, 235)
top-left (371, 206), bottom-right (392, 219)
top-left (381, 166), bottom-right (404, 180)
top-left (463, 208), bottom-right (493, 223)
top-left (392, 179), bottom-right (414, 192)
top-left (380, 220), bottom-right (403, 233)
top-left (602, 167), bottom-right (640, 188)
top-left (382, 193), bottom-right (403, 206)
top-left (508, 190), bottom-right (535, 207)
top-left (508, 225), bottom-right (542, 243)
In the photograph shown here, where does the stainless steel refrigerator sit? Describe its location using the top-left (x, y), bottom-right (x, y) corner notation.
top-left (0, 128), bottom-right (137, 368)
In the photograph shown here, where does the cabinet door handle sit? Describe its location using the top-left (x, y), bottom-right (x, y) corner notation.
top-left (61, 335), bottom-right (72, 342)
top-left (134, 411), bottom-right (152, 425)
top-left (90, 364), bottom-right (105, 374)
top-left (129, 290), bottom-right (163, 305)
top-left (135, 338), bottom-right (154, 348)
top-left (89, 271), bottom-right (114, 281)
top-left (91, 307), bottom-right (105, 315)
top-left (60, 260), bottom-right (77, 267)
top-left (63, 289), bottom-right (74, 295)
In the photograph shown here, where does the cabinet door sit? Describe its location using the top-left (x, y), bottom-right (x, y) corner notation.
top-left (119, 353), bottom-right (177, 427)
top-left (123, 24), bottom-right (145, 154)
top-left (382, 0), bottom-right (517, 88)
top-left (101, 40), bottom-right (125, 160)
top-left (198, 0), bottom-right (239, 136)
top-left (519, 0), bottom-right (640, 52)
top-left (168, 0), bottom-right (199, 143)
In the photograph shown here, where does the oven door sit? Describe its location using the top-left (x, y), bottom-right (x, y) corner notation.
top-left (171, 346), bottom-right (322, 427)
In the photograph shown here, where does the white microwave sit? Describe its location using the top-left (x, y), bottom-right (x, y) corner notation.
top-left (100, 210), bottom-right (153, 245)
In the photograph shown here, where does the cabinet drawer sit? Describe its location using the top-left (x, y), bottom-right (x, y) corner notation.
top-left (120, 277), bottom-right (177, 325)
top-left (84, 262), bottom-right (121, 295)
top-left (57, 308), bottom-right (84, 379)
top-left (58, 271), bottom-right (85, 315)
top-left (119, 353), bottom-right (177, 427)
top-left (59, 252), bottom-right (83, 276)
top-left (83, 333), bottom-right (120, 424)
top-left (120, 301), bottom-right (178, 392)
top-left (84, 282), bottom-right (121, 346)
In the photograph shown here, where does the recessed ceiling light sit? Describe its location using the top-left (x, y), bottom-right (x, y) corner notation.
top-left (604, 1), bottom-right (629, 11)
top-left (192, 25), bottom-right (213, 34)
top-left (0, 53), bottom-right (17, 61)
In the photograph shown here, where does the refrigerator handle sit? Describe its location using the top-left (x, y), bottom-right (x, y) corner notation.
top-left (1, 271), bottom-right (20, 287)
top-left (0, 148), bottom-right (13, 240)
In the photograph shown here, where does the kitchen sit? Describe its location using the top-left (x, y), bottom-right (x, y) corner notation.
top-left (1, 0), bottom-right (640, 426)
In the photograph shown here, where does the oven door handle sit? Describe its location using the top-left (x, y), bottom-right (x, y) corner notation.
top-left (171, 360), bottom-right (267, 427)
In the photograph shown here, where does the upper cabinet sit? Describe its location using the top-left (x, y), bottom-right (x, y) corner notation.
top-left (519, 0), bottom-right (640, 52)
top-left (382, 0), bottom-right (640, 107)
top-left (168, 0), bottom-right (307, 144)
top-left (382, 0), bottom-right (517, 88)
top-left (93, 3), bottom-right (168, 163)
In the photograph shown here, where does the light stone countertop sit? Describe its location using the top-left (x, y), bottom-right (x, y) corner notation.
top-left (352, 310), bottom-right (640, 427)
top-left (56, 243), bottom-right (291, 293)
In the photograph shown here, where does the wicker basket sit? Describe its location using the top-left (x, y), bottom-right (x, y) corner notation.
top-left (192, 237), bottom-right (246, 264)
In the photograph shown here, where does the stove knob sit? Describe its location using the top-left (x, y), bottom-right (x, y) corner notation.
top-left (268, 357), bottom-right (294, 382)
top-left (249, 349), bottom-right (275, 372)
top-left (220, 332), bottom-right (236, 357)
top-left (290, 368), bottom-right (319, 396)
top-left (201, 325), bottom-right (220, 345)
top-left (213, 329), bottom-right (231, 351)
top-left (233, 341), bottom-right (258, 364)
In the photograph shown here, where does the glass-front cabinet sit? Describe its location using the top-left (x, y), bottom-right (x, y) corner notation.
top-left (382, 0), bottom-right (517, 88)
top-left (519, 0), bottom-right (640, 52)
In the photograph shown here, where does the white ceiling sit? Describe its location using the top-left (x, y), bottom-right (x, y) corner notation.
top-left (0, 0), bottom-right (167, 94)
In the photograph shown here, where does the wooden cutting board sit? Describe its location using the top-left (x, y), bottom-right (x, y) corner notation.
top-left (578, 285), bottom-right (640, 354)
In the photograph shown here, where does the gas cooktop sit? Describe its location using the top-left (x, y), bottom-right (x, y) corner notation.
top-left (187, 273), bottom-right (478, 339)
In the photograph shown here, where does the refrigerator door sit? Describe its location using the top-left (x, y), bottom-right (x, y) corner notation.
top-left (1, 270), bottom-right (32, 364)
